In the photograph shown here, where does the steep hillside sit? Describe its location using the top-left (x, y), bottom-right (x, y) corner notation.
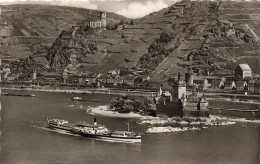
top-left (46, 0), bottom-right (260, 81)
top-left (46, 1), bottom-right (186, 73)
top-left (4, 1), bottom-right (260, 82)
top-left (149, 0), bottom-right (260, 81)
top-left (217, 1), bottom-right (260, 73)
top-left (0, 4), bottom-right (126, 65)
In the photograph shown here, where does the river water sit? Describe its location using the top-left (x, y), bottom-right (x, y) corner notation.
top-left (0, 90), bottom-right (259, 164)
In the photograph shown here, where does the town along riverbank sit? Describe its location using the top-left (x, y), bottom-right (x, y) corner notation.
top-left (1, 84), bottom-right (157, 97)
top-left (2, 85), bottom-right (260, 120)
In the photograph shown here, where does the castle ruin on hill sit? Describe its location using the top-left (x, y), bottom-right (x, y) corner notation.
top-left (89, 11), bottom-right (106, 29)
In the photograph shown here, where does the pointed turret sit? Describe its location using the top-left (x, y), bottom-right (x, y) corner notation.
top-left (157, 86), bottom-right (163, 97)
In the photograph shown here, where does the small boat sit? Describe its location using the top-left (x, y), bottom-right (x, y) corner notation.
top-left (71, 97), bottom-right (85, 101)
top-left (45, 117), bottom-right (141, 143)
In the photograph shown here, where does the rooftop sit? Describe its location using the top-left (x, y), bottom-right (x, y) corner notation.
top-left (238, 64), bottom-right (252, 71)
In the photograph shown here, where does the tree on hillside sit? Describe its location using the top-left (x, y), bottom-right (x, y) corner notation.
top-left (120, 20), bottom-right (125, 25)
top-left (158, 33), bottom-right (171, 43)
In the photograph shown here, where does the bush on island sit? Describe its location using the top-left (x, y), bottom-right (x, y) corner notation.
top-left (109, 95), bottom-right (151, 113)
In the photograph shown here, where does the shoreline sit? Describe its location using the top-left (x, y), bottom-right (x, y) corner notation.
top-left (2, 85), bottom-right (260, 104)
top-left (86, 105), bottom-right (260, 134)
top-left (2, 86), bottom-right (260, 121)
top-left (1, 86), bottom-right (157, 97)
top-left (86, 105), bottom-right (150, 118)
top-left (86, 105), bottom-right (260, 123)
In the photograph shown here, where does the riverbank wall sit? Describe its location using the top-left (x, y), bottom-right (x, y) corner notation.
top-left (208, 100), bottom-right (260, 119)
top-left (1, 86), bottom-right (157, 97)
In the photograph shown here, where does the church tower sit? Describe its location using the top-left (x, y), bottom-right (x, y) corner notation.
top-left (100, 11), bottom-right (106, 28)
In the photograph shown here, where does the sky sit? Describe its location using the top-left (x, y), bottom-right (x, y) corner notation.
top-left (0, 0), bottom-right (182, 18)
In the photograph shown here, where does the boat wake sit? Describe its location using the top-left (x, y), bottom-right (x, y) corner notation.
top-left (91, 138), bottom-right (141, 144)
top-left (32, 125), bottom-right (80, 137)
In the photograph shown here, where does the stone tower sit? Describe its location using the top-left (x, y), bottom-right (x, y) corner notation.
top-left (62, 71), bottom-right (68, 83)
top-left (185, 68), bottom-right (193, 86)
top-left (32, 70), bottom-right (37, 81)
top-left (100, 11), bottom-right (106, 28)
top-left (172, 73), bottom-right (186, 100)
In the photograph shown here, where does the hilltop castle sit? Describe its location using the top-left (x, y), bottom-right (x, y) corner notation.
top-left (155, 73), bottom-right (209, 118)
top-left (89, 11), bottom-right (106, 29)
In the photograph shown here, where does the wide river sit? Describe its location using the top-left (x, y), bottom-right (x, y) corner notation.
top-left (0, 90), bottom-right (259, 164)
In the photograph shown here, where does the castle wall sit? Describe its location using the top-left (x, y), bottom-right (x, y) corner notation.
top-left (90, 21), bottom-right (102, 28)
top-left (209, 108), bottom-right (260, 120)
top-left (209, 100), bottom-right (259, 110)
top-left (156, 100), bottom-right (183, 118)
top-left (183, 110), bottom-right (209, 117)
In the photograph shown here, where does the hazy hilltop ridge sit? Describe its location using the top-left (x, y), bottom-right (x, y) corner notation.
top-left (0, 5), bottom-right (126, 64)
top-left (45, 0), bottom-right (260, 81)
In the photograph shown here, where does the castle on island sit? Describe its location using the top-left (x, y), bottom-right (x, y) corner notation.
top-left (155, 73), bottom-right (209, 118)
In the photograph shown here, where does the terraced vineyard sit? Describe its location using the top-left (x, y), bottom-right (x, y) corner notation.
top-left (2, 0), bottom-right (260, 82)
top-left (0, 5), bottom-right (126, 61)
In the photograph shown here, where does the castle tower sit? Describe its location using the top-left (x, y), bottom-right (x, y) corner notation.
top-left (100, 11), bottom-right (106, 28)
top-left (62, 71), bottom-right (68, 83)
top-left (32, 70), bottom-right (37, 81)
top-left (172, 73), bottom-right (186, 100)
top-left (185, 68), bottom-right (193, 86)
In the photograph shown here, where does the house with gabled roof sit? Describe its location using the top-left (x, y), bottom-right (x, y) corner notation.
top-left (246, 80), bottom-right (255, 91)
top-left (43, 72), bottom-right (62, 83)
top-left (105, 76), bottom-right (117, 86)
top-left (235, 64), bottom-right (252, 80)
top-left (123, 75), bottom-right (136, 86)
top-left (107, 69), bottom-right (120, 77)
top-left (85, 72), bottom-right (98, 84)
top-left (235, 81), bottom-right (247, 91)
top-left (224, 80), bottom-right (236, 90)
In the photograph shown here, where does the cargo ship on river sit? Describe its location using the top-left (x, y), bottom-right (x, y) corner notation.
top-left (46, 117), bottom-right (142, 143)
